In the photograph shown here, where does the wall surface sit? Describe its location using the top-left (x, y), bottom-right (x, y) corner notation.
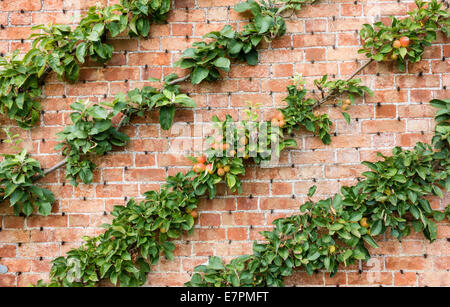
top-left (0, 0), bottom-right (449, 287)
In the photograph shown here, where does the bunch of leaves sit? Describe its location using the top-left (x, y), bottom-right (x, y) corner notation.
top-left (55, 78), bottom-right (195, 186)
top-left (0, 0), bottom-right (172, 128)
top-left (313, 74), bottom-right (373, 123)
top-left (280, 84), bottom-right (333, 144)
top-left (176, 0), bottom-right (315, 84)
top-left (187, 191), bottom-right (373, 287)
top-left (430, 98), bottom-right (449, 151)
top-left (36, 236), bottom-right (101, 287)
top-left (359, 0), bottom-right (449, 71)
top-left (37, 171), bottom-right (200, 287)
top-left (204, 113), bottom-right (297, 170)
top-left (187, 140), bottom-right (449, 286)
top-left (117, 74), bottom-right (196, 130)
top-left (0, 50), bottom-right (42, 128)
top-left (357, 143), bottom-right (447, 242)
top-left (0, 148), bottom-right (55, 216)
top-left (125, 0), bottom-right (171, 36)
top-left (55, 100), bottom-right (130, 186)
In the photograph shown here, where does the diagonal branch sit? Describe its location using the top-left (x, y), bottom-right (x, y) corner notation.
top-left (35, 74), bottom-right (192, 181)
top-left (312, 59), bottom-right (374, 109)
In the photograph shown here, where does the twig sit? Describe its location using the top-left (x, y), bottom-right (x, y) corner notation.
top-left (345, 59), bottom-right (374, 82)
top-left (168, 74), bottom-right (190, 85)
top-left (312, 59), bottom-right (374, 109)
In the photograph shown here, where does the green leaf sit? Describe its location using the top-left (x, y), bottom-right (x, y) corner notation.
top-left (212, 57), bottom-right (231, 72)
top-left (399, 47), bottom-right (407, 58)
top-left (79, 168), bottom-right (93, 184)
top-left (332, 194), bottom-right (343, 211)
top-left (433, 185), bottom-right (443, 198)
top-left (10, 189), bottom-right (24, 206)
top-left (370, 220), bottom-right (382, 236)
top-left (22, 202), bottom-right (33, 216)
top-left (433, 210), bottom-right (445, 222)
top-left (226, 174), bottom-right (236, 189)
top-left (76, 42), bottom-right (88, 64)
top-left (234, 2), bottom-right (252, 12)
top-left (227, 39), bottom-right (243, 55)
top-left (245, 49), bottom-right (258, 66)
top-left (307, 185), bottom-right (317, 197)
top-left (190, 66), bottom-right (209, 85)
top-left (208, 256), bottom-right (224, 270)
top-left (159, 105), bottom-right (176, 130)
top-left (342, 112), bottom-right (351, 124)
top-left (380, 44), bottom-right (392, 54)
top-left (363, 235), bottom-right (379, 248)
top-left (255, 15), bottom-right (273, 34)
top-left (38, 202), bottom-right (52, 216)
top-left (87, 105), bottom-right (108, 120)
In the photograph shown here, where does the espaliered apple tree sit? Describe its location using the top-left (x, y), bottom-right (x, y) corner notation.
top-left (0, 0), bottom-right (446, 287)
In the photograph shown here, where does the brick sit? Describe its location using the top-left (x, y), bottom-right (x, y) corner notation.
top-left (128, 53), bottom-right (171, 66)
top-left (385, 257), bottom-right (430, 271)
top-left (362, 120), bottom-right (405, 133)
top-left (0, 0), bottom-right (42, 11)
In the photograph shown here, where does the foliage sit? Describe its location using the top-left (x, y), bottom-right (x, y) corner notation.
top-left (430, 98), bottom-right (450, 151)
top-left (0, 0), bottom-right (172, 128)
top-left (55, 100), bottom-right (129, 186)
top-left (359, 0), bottom-right (449, 71)
top-left (0, 137), bottom-right (55, 216)
top-left (55, 81), bottom-right (195, 186)
top-left (0, 50), bottom-right (42, 129)
top-left (119, 74), bottom-right (197, 130)
top-left (176, 0), bottom-right (315, 84)
top-left (187, 140), bottom-right (449, 286)
top-left (313, 74), bottom-right (373, 124)
top-left (38, 172), bottom-right (198, 286)
top-left (280, 83), bottom-right (334, 144)
top-left (27, 0), bottom-right (450, 287)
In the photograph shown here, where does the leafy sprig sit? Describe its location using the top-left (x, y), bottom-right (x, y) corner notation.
top-left (176, 0), bottom-right (316, 84)
top-left (55, 81), bottom-right (195, 186)
top-left (0, 147), bottom-right (55, 216)
top-left (359, 0), bottom-right (449, 71)
top-left (0, 0), bottom-right (172, 128)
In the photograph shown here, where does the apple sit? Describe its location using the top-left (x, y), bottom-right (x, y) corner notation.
top-left (193, 163), bottom-right (205, 173)
top-left (197, 155), bottom-right (206, 164)
top-left (400, 36), bottom-right (410, 47)
top-left (239, 136), bottom-right (248, 145)
top-left (275, 111), bottom-right (284, 121)
top-left (392, 40), bottom-right (401, 49)
top-left (217, 168), bottom-right (225, 176)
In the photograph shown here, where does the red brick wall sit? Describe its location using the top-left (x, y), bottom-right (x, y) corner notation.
top-left (0, 0), bottom-right (449, 287)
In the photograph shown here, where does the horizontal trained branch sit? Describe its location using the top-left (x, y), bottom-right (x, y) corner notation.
top-left (0, 0), bottom-right (447, 287)
top-left (0, 0), bottom-right (172, 128)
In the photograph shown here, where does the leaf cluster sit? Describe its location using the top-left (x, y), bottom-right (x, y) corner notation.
top-left (175, 0), bottom-right (311, 84)
top-left (0, 0), bottom-right (172, 128)
top-left (358, 0), bottom-right (449, 71)
top-left (0, 149), bottom-right (55, 216)
top-left (188, 141), bottom-right (449, 286)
